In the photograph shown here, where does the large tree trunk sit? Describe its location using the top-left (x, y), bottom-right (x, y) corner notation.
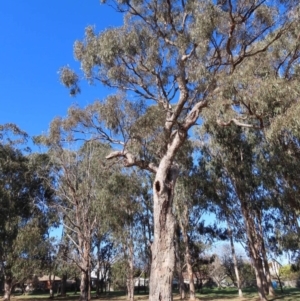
top-left (4, 276), bottom-right (12, 301)
top-left (79, 250), bottom-right (91, 301)
top-left (227, 223), bottom-right (243, 298)
top-left (149, 165), bottom-right (178, 301)
top-left (241, 202), bottom-right (267, 301)
top-left (252, 257), bottom-right (268, 301)
top-left (80, 270), bottom-right (90, 301)
top-left (261, 248), bottom-right (275, 296)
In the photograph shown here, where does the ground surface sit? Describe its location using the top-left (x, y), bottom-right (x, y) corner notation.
top-left (4, 288), bottom-right (300, 301)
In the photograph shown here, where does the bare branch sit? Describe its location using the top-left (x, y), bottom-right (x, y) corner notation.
top-left (217, 118), bottom-right (263, 129)
top-left (106, 150), bottom-right (158, 173)
top-left (66, 233), bottom-right (82, 255)
top-left (181, 43), bottom-right (198, 62)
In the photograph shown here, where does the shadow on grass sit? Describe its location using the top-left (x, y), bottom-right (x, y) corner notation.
top-left (11, 291), bottom-right (148, 301)
top-left (195, 287), bottom-right (300, 301)
top-left (196, 287), bottom-right (258, 300)
top-left (267, 288), bottom-right (300, 301)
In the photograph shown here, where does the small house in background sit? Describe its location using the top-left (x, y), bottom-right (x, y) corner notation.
top-left (38, 275), bottom-right (61, 290)
top-left (134, 277), bottom-right (148, 287)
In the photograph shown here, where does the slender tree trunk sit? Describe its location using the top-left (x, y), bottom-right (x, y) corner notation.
top-left (127, 240), bottom-right (134, 301)
top-left (179, 209), bottom-right (195, 300)
top-left (260, 238), bottom-right (274, 295)
top-left (256, 210), bottom-right (275, 296)
top-left (182, 229), bottom-right (195, 300)
top-left (61, 273), bottom-right (67, 296)
top-left (49, 274), bottom-right (55, 299)
top-left (88, 269), bottom-right (91, 301)
top-left (175, 226), bottom-right (185, 300)
top-left (176, 194), bottom-right (195, 300)
top-left (274, 268), bottom-right (284, 293)
top-left (96, 269), bottom-right (100, 296)
top-left (4, 276), bottom-right (12, 301)
top-left (227, 223), bottom-right (243, 298)
top-left (149, 165), bottom-right (178, 301)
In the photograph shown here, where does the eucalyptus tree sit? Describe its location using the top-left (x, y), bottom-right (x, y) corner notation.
top-left (261, 124), bottom-right (300, 263)
top-left (194, 141), bottom-right (245, 297)
top-left (0, 124), bottom-right (57, 301)
top-left (196, 121), bottom-right (278, 300)
top-left (92, 232), bottom-right (115, 295)
top-left (35, 136), bottom-right (120, 301)
top-left (174, 169), bottom-right (210, 300)
top-left (57, 1), bottom-right (299, 300)
top-left (55, 227), bottom-right (82, 297)
top-left (103, 171), bottom-right (143, 301)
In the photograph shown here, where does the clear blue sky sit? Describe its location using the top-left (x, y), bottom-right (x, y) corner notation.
top-left (0, 1), bottom-right (123, 138)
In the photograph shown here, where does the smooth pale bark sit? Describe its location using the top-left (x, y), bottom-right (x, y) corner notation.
top-left (256, 211), bottom-right (275, 296)
top-left (4, 277), bottom-right (12, 301)
top-left (49, 275), bottom-right (56, 298)
top-left (75, 193), bottom-right (92, 301)
top-left (227, 223), bottom-right (243, 298)
top-left (127, 241), bottom-right (134, 301)
top-left (49, 286), bottom-right (54, 298)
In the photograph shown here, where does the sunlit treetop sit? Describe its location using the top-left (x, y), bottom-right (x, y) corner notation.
top-left (56, 0), bottom-right (299, 172)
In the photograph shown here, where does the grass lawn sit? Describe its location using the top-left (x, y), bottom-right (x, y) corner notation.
top-left (5, 288), bottom-right (300, 301)
top-left (196, 287), bottom-right (300, 300)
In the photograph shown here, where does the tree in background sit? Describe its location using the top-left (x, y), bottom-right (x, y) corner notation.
top-left (104, 171), bottom-right (143, 301)
top-left (35, 134), bottom-right (121, 301)
top-left (0, 124), bottom-right (58, 301)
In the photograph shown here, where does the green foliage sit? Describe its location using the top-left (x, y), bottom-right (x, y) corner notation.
top-left (0, 124), bottom-right (57, 288)
top-left (278, 265), bottom-right (300, 281)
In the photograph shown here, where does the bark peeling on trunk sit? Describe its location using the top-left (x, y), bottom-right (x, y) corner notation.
top-left (149, 167), bottom-right (178, 301)
top-left (241, 202), bottom-right (267, 301)
top-left (80, 271), bottom-right (90, 301)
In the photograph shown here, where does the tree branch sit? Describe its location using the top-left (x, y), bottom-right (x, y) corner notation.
top-left (217, 118), bottom-right (263, 129)
top-left (106, 150), bottom-right (158, 173)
